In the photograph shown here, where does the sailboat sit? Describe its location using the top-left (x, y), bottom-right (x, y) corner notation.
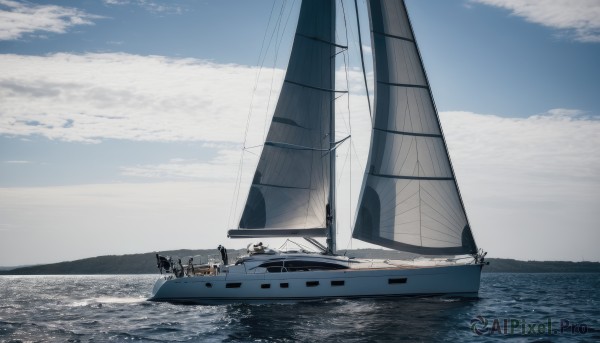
top-left (149, 0), bottom-right (486, 304)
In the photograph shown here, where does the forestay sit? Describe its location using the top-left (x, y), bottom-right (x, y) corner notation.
top-left (352, 0), bottom-right (477, 255)
top-left (229, 0), bottom-right (336, 238)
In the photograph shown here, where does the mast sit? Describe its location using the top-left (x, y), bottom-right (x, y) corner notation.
top-left (327, 1), bottom-right (337, 255)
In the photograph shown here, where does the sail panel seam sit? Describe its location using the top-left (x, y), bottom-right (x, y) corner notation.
top-left (378, 80), bottom-right (428, 89)
top-left (295, 32), bottom-right (348, 49)
top-left (254, 183), bottom-right (311, 190)
top-left (373, 127), bottom-right (441, 138)
top-left (369, 173), bottom-right (453, 181)
top-left (265, 141), bottom-right (330, 152)
top-left (284, 79), bottom-right (347, 93)
top-left (372, 30), bottom-right (415, 43)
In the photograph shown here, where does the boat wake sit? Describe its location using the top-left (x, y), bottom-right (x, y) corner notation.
top-left (69, 296), bottom-right (145, 307)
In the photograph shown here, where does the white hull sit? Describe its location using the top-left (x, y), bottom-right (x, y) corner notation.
top-left (149, 263), bottom-right (482, 305)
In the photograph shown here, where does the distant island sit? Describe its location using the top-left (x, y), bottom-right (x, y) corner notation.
top-left (1, 248), bottom-right (599, 275)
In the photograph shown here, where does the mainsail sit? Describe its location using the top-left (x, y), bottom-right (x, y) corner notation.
top-left (352, 0), bottom-right (477, 255)
top-left (229, 0), bottom-right (336, 238)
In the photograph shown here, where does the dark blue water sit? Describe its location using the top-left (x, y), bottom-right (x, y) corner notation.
top-left (0, 273), bottom-right (598, 342)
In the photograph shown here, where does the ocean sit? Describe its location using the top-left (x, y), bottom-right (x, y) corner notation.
top-left (0, 273), bottom-right (598, 342)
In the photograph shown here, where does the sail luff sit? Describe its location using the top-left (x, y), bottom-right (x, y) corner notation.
top-left (352, 0), bottom-right (477, 255)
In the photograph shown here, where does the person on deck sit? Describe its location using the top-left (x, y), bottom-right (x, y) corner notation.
top-left (218, 245), bottom-right (228, 265)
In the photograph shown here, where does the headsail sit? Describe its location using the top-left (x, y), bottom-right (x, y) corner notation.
top-left (352, 0), bottom-right (477, 255)
top-left (229, 0), bottom-right (336, 238)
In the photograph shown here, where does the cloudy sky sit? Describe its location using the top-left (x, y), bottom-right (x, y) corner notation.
top-left (0, 0), bottom-right (598, 266)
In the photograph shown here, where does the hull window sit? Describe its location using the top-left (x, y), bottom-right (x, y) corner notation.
top-left (205, 283), bottom-right (212, 288)
top-left (331, 280), bottom-right (344, 286)
top-left (226, 282), bottom-right (242, 288)
top-left (259, 260), bottom-right (348, 272)
top-left (261, 283), bottom-right (271, 289)
top-left (280, 283), bottom-right (289, 288)
top-left (306, 281), bottom-right (319, 287)
top-left (388, 278), bottom-right (407, 284)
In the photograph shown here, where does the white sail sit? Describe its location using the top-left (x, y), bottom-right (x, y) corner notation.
top-left (352, 0), bottom-right (477, 255)
top-left (229, 0), bottom-right (336, 238)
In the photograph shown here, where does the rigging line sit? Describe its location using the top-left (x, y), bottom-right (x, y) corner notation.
top-left (336, 141), bottom-right (350, 190)
top-left (334, 93), bottom-right (346, 101)
top-left (243, 144), bottom-right (264, 150)
top-left (244, 149), bottom-right (259, 157)
top-left (332, 135), bottom-right (352, 150)
top-left (243, 1), bottom-right (281, 150)
top-left (265, 141), bottom-right (329, 152)
top-left (228, 0), bottom-right (279, 229)
top-left (333, 49), bottom-right (348, 57)
top-left (350, 140), bottom-right (364, 171)
top-left (253, 1), bottom-right (279, 92)
top-left (353, 0), bottom-right (373, 124)
top-left (262, 1), bottom-right (288, 142)
top-left (333, 75), bottom-right (351, 134)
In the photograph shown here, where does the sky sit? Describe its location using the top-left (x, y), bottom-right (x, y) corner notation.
top-left (0, 0), bottom-right (599, 266)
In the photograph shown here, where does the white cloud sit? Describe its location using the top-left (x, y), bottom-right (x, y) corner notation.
top-left (336, 66), bottom-right (373, 96)
top-left (102, 0), bottom-right (183, 14)
top-left (120, 149), bottom-right (241, 180)
top-left (440, 109), bottom-right (600, 261)
top-left (3, 160), bottom-right (30, 164)
top-left (472, 0), bottom-right (600, 42)
top-left (0, 0), bottom-right (102, 41)
top-left (0, 53), bottom-right (285, 144)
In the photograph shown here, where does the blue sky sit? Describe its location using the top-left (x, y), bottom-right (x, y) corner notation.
top-left (0, 0), bottom-right (599, 265)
